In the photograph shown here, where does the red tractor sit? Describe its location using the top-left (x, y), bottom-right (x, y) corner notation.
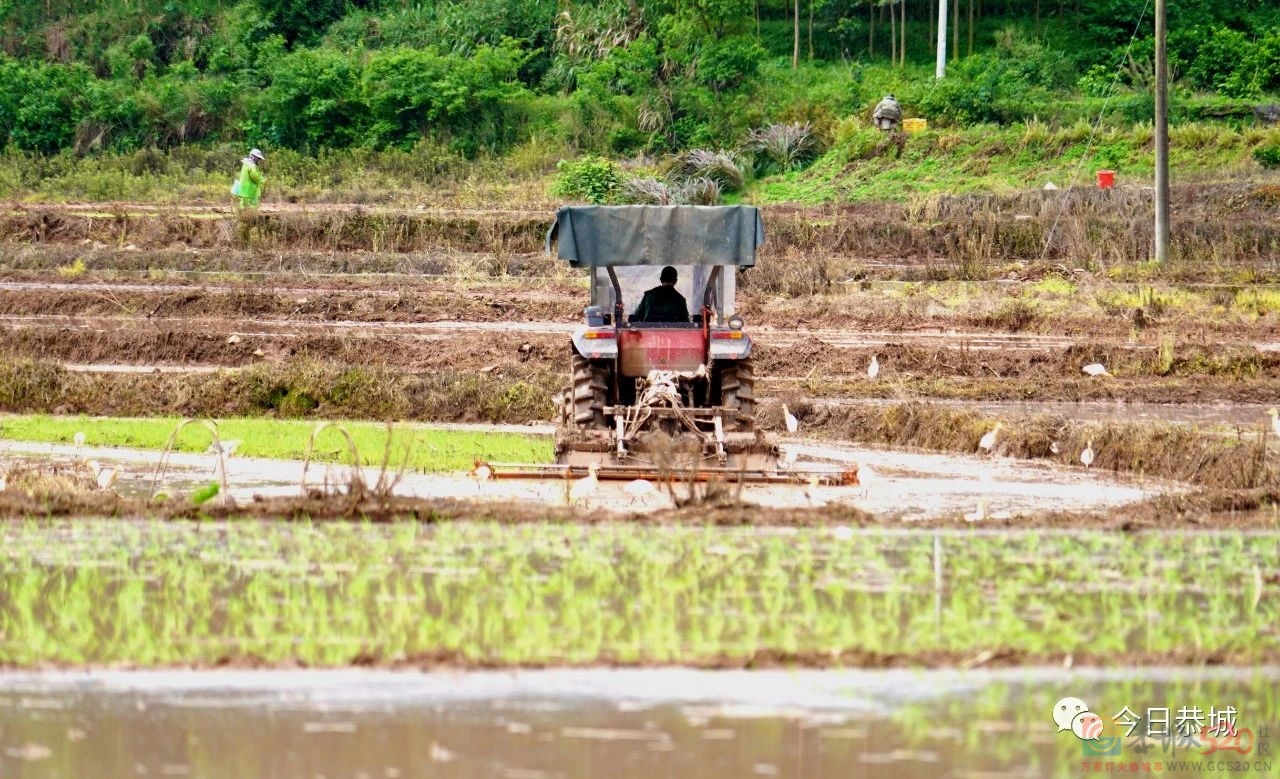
top-left (546, 205), bottom-right (778, 476)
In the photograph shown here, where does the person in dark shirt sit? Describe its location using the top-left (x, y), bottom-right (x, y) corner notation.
top-left (632, 265), bottom-right (689, 323)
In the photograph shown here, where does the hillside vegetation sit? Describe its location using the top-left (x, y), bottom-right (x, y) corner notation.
top-left (1, 1), bottom-right (1279, 204)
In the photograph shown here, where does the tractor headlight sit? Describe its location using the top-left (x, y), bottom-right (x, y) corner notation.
top-left (727, 314), bottom-right (745, 331)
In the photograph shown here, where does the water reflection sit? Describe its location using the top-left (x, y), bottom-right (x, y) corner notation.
top-left (0, 668), bottom-right (1276, 779)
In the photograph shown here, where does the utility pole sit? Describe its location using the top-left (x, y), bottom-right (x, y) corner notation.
top-left (935, 0), bottom-right (948, 78)
top-left (1154, 0), bottom-right (1170, 263)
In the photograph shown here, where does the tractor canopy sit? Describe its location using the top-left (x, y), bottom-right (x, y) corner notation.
top-left (547, 205), bottom-right (764, 326)
top-left (545, 205), bottom-right (764, 268)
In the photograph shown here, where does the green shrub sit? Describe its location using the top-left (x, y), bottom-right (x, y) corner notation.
top-left (697, 36), bottom-right (766, 93)
top-left (1254, 144), bottom-right (1280, 169)
top-left (550, 156), bottom-right (623, 203)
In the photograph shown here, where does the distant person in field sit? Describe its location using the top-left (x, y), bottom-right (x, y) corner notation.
top-left (632, 265), bottom-right (689, 323)
top-left (872, 94), bottom-right (901, 131)
top-left (234, 148), bottom-right (266, 208)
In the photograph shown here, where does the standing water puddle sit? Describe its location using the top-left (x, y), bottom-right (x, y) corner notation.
top-left (0, 437), bottom-right (1161, 519)
top-left (0, 667), bottom-right (1275, 778)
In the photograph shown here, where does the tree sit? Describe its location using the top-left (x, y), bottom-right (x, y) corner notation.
top-left (254, 0), bottom-right (350, 48)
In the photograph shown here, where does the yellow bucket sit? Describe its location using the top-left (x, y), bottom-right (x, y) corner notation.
top-left (902, 117), bottom-right (928, 134)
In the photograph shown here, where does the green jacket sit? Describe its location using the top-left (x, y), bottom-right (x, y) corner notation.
top-left (237, 159), bottom-right (265, 207)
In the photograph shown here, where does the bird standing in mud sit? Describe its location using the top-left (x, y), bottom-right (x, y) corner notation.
top-left (1268, 408), bottom-right (1280, 439)
top-left (469, 459), bottom-right (493, 494)
top-left (73, 431), bottom-right (85, 460)
top-left (1082, 363), bottom-right (1110, 377)
top-left (208, 439), bottom-right (241, 459)
top-left (867, 355), bottom-right (880, 380)
top-left (623, 478), bottom-right (658, 507)
top-left (802, 474), bottom-right (824, 506)
top-left (569, 463), bottom-right (599, 507)
top-left (1080, 440), bottom-right (1095, 468)
top-left (782, 404), bottom-right (799, 434)
top-left (86, 460), bottom-right (117, 491)
top-left (978, 422), bottom-right (1003, 454)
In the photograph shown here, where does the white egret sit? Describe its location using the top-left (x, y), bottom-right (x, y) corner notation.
top-left (978, 422), bottom-right (1003, 453)
top-left (964, 501), bottom-right (987, 522)
top-left (867, 355), bottom-right (880, 380)
top-left (1082, 363), bottom-right (1110, 377)
top-left (569, 463), bottom-right (600, 507)
top-left (85, 459), bottom-right (117, 490)
top-left (96, 467), bottom-right (118, 490)
top-left (469, 459), bottom-right (494, 495)
top-left (208, 439), bottom-right (241, 458)
top-left (1080, 440), bottom-right (1095, 468)
top-left (802, 474), bottom-right (824, 506)
top-left (782, 404), bottom-right (799, 434)
top-left (1268, 408), bottom-right (1280, 439)
top-left (73, 431), bottom-right (85, 458)
top-left (1050, 441), bottom-right (1061, 455)
top-left (623, 478), bottom-right (658, 507)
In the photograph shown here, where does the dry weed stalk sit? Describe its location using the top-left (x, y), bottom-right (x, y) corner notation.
top-left (150, 418), bottom-right (234, 508)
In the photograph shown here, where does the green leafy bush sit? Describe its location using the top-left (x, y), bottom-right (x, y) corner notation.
top-left (697, 35), bottom-right (766, 93)
top-left (1254, 144), bottom-right (1280, 169)
top-left (550, 156), bottom-right (623, 203)
top-left (919, 36), bottom-right (1068, 126)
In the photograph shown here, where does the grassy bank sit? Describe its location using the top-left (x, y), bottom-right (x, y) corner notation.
top-left (0, 414), bottom-right (552, 472)
top-left (1, 521), bottom-right (1275, 668)
top-left (5, 182), bottom-right (1280, 273)
top-left (0, 121), bottom-right (1275, 209)
top-left (0, 360), bottom-right (560, 423)
top-left (754, 122), bottom-right (1280, 203)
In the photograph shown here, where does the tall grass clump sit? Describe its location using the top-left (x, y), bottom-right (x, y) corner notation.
top-left (745, 122), bottom-right (821, 174)
top-left (618, 177), bottom-right (674, 205)
top-left (669, 149), bottom-right (745, 191)
top-left (676, 176), bottom-right (722, 205)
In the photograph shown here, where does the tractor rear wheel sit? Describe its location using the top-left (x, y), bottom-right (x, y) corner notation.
top-left (569, 351), bottom-right (609, 429)
top-left (718, 358), bottom-right (755, 432)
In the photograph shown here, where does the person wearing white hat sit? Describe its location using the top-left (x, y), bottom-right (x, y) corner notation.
top-left (233, 148), bottom-right (266, 208)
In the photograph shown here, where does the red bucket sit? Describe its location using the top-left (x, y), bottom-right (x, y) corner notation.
top-left (1096, 170), bottom-right (1116, 189)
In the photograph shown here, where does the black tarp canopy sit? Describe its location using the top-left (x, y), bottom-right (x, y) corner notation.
top-left (545, 205), bottom-right (764, 268)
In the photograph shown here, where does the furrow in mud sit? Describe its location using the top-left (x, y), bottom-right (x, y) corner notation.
top-left (3, 320), bottom-right (1279, 395)
top-left (3, 278), bottom-right (1280, 340)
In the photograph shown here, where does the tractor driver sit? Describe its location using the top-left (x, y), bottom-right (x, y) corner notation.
top-left (632, 265), bottom-right (690, 323)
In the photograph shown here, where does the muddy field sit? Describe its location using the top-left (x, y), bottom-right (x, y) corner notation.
top-left (3, 199), bottom-right (1280, 518)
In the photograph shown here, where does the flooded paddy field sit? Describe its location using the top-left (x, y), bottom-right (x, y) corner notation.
top-left (1, 521), bottom-right (1277, 668)
top-left (0, 433), bottom-right (1159, 519)
top-left (1, 667), bottom-right (1276, 779)
top-left (3, 200), bottom-right (1280, 777)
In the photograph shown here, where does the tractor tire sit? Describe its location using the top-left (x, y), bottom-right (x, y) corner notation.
top-left (719, 358), bottom-right (756, 432)
top-left (569, 352), bottom-right (609, 430)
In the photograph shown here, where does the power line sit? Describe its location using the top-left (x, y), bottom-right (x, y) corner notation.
top-left (1038, 0), bottom-right (1153, 265)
